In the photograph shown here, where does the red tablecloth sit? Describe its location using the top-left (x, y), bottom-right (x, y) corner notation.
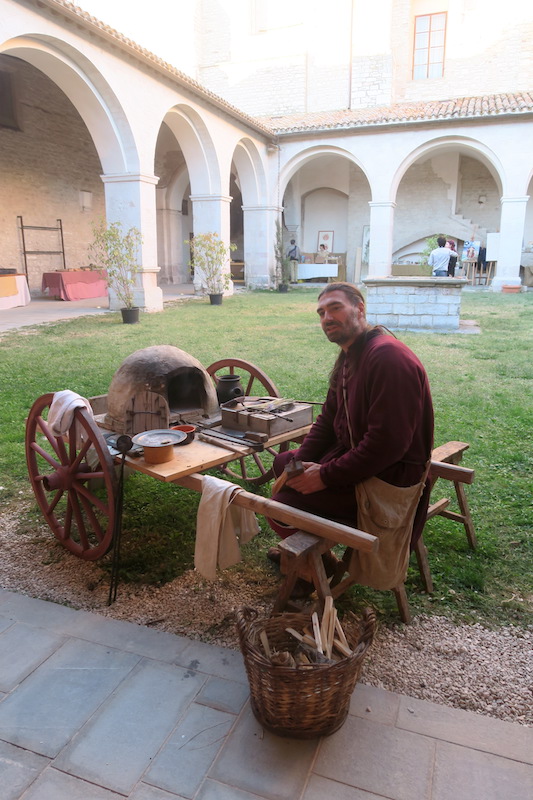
top-left (41, 270), bottom-right (108, 301)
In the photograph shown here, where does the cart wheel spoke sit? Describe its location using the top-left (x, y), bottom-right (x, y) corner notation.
top-left (251, 452), bottom-right (268, 475)
top-left (78, 491), bottom-right (106, 543)
top-left (36, 415), bottom-right (67, 461)
top-left (26, 393), bottom-right (117, 560)
top-left (76, 481), bottom-right (112, 517)
top-left (206, 358), bottom-right (294, 486)
top-left (68, 489), bottom-right (90, 551)
top-left (61, 497), bottom-right (73, 540)
top-left (46, 488), bottom-right (65, 516)
top-left (30, 442), bottom-right (61, 470)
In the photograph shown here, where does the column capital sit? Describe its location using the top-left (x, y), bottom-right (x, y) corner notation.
top-left (500, 196), bottom-right (530, 205)
top-left (190, 194), bottom-right (232, 204)
top-left (242, 205), bottom-right (284, 213)
top-left (368, 200), bottom-right (397, 209)
top-left (100, 172), bottom-right (159, 186)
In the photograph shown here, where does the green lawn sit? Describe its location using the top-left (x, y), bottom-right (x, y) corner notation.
top-left (0, 289), bottom-right (531, 628)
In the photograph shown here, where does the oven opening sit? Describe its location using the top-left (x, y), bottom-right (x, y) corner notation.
top-left (166, 367), bottom-right (209, 414)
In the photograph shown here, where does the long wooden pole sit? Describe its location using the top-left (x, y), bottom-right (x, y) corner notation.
top-left (176, 472), bottom-right (378, 553)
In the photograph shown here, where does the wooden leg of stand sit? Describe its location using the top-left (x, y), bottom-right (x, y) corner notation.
top-left (271, 568), bottom-right (299, 613)
top-left (455, 482), bottom-right (477, 549)
top-left (392, 585), bottom-right (411, 624)
top-left (307, 550), bottom-right (333, 613)
top-left (414, 535), bottom-right (433, 593)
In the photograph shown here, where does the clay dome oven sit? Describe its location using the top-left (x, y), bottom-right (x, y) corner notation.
top-left (103, 345), bottom-right (219, 433)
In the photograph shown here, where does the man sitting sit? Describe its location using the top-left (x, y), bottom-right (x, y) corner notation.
top-left (268, 282), bottom-right (434, 593)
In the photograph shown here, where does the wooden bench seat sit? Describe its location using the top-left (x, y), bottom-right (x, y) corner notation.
top-left (429, 441), bottom-right (476, 549)
top-left (271, 441), bottom-right (476, 624)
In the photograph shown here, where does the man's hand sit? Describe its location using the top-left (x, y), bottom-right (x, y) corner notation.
top-left (285, 462), bottom-right (326, 494)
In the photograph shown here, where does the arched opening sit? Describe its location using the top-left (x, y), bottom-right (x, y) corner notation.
top-left (281, 149), bottom-right (371, 282)
top-left (392, 140), bottom-right (504, 270)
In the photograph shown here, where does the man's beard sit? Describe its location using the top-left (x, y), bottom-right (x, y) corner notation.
top-left (324, 318), bottom-right (360, 345)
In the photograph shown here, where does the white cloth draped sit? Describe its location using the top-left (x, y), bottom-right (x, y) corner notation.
top-left (195, 475), bottom-right (259, 580)
top-left (48, 390), bottom-right (94, 446)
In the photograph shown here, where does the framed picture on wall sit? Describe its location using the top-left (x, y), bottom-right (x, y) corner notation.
top-left (317, 231), bottom-right (334, 252)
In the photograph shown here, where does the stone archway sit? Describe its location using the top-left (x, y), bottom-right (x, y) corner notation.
top-left (230, 138), bottom-right (269, 287)
top-left (280, 146), bottom-right (371, 283)
top-left (0, 40), bottom-right (138, 288)
top-left (391, 137), bottom-right (505, 277)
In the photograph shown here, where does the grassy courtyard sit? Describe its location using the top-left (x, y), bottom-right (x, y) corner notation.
top-left (0, 288), bottom-right (531, 628)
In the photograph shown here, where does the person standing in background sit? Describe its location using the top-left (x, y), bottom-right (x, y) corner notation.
top-left (286, 239), bottom-right (301, 282)
top-left (446, 240), bottom-right (458, 277)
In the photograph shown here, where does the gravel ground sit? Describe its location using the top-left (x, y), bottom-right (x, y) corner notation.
top-left (1, 504), bottom-right (531, 727)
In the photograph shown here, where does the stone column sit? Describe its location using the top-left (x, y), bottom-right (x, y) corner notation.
top-left (156, 184), bottom-right (186, 284)
top-left (189, 194), bottom-right (232, 293)
top-left (101, 172), bottom-right (162, 312)
top-left (367, 201), bottom-right (396, 278)
top-left (492, 196), bottom-right (529, 290)
top-left (242, 205), bottom-right (281, 288)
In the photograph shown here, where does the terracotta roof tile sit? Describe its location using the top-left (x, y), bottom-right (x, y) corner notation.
top-left (260, 92), bottom-right (533, 134)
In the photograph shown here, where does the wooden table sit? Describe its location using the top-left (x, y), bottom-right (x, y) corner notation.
top-left (0, 274), bottom-right (31, 309)
top-left (41, 270), bottom-right (107, 300)
top-left (121, 427), bottom-right (377, 553)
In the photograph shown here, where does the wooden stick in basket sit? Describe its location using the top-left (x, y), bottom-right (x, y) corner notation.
top-left (285, 628), bottom-right (317, 648)
top-left (312, 612), bottom-right (323, 654)
top-left (320, 597), bottom-right (334, 658)
top-left (260, 630), bottom-right (271, 658)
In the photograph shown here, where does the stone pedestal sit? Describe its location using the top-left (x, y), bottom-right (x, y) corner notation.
top-left (363, 276), bottom-right (468, 332)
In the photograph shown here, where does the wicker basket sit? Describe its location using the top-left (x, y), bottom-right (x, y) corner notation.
top-left (235, 606), bottom-right (376, 738)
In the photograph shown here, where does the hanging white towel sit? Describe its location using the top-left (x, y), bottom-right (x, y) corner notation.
top-left (195, 475), bottom-right (260, 580)
top-left (48, 390), bottom-right (94, 446)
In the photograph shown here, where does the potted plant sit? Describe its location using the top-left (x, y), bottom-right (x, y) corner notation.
top-left (274, 219), bottom-right (291, 292)
top-left (185, 232), bottom-right (236, 304)
top-left (89, 220), bottom-right (143, 323)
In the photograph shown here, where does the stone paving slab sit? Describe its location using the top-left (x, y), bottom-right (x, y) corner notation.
top-left (0, 615), bottom-right (12, 634)
top-left (432, 740), bottom-right (533, 800)
top-left (303, 774), bottom-right (385, 800)
top-left (53, 659), bottom-right (207, 795)
top-left (175, 638), bottom-right (248, 684)
top-left (397, 694), bottom-right (533, 764)
top-left (0, 592), bottom-right (80, 632)
top-left (0, 637), bottom-right (140, 757)
top-left (0, 590), bottom-right (532, 800)
top-left (208, 708), bottom-right (319, 800)
top-left (315, 715), bottom-right (435, 800)
top-left (65, 610), bottom-right (191, 663)
top-left (144, 703), bottom-right (236, 798)
top-left (20, 768), bottom-right (125, 800)
top-left (0, 622), bottom-right (64, 692)
top-left (349, 683), bottom-right (400, 726)
top-left (130, 786), bottom-right (189, 800)
top-left (0, 740), bottom-right (49, 800)
top-left (196, 781), bottom-right (276, 800)
top-left (194, 676), bottom-right (250, 715)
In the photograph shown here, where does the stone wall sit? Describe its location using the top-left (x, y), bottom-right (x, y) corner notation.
top-left (363, 277), bottom-right (467, 332)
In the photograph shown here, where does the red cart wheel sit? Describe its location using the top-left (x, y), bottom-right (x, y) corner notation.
top-left (25, 393), bottom-right (117, 560)
top-left (206, 358), bottom-right (291, 486)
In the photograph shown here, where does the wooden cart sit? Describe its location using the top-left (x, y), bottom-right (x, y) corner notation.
top-left (25, 358), bottom-right (377, 564)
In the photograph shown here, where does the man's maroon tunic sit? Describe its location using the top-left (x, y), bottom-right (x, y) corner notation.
top-left (271, 332), bottom-right (434, 544)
